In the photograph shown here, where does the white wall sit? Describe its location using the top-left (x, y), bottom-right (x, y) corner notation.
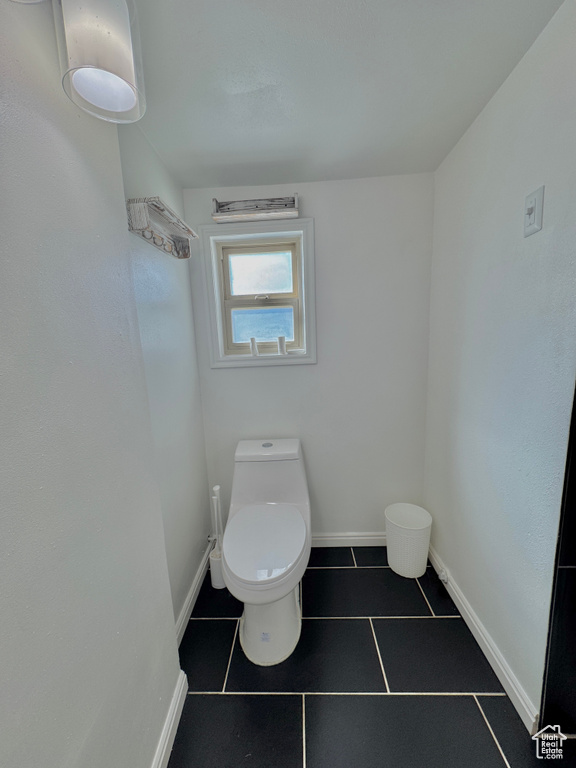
top-left (118, 125), bottom-right (211, 624)
top-left (425, 0), bottom-right (576, 713)
top-left (119, 124), bottom-right (187, 219)
top-left (1, 4), bottom-right (182, 767)
top-left (185, 175), bottom-right (433, 537)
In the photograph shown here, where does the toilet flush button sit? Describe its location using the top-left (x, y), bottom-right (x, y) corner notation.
top-left (262, 442), bottom-right (273, 447)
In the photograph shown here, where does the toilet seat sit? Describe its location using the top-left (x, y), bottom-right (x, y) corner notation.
top-left (223, 503), bottom-right (306, 586)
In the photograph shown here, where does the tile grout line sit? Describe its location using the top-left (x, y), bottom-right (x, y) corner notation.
top-left (302, 694), bottom-right (306, 768)
top-left (192, 613), bottom-right (461, 621)
top-left (186, 691), bottom-right (508, 697)
top-left (188, 691), bottom-right (304, 696)
top-left (221, 619), bottom-right (239, 693)
top-left (415, 578), bottom-right (436, 617)
top-left (369, 618), bottom-right (390, 693)
top-left (350, 547), bottom-right (358, 567)
top-left (307, 564), bottom-right (435, 570)
top-left (302, 615), bottom-right (461, 620)
top-left (474, 695), bottom-right (512, 768)
top-left (307, 565), bottom-right (391, 570)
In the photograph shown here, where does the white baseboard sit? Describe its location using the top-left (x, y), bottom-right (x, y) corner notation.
top-left (428, 545), bottom-right (539, 734)
top-left (312, 532), bottom-right (387, 547)
top-left (150, 670), bottom-right (188, 768)
top-left (175, 541), bottom-right (212, 645)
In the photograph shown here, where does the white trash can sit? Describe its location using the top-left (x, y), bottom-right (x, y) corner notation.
top-left (385, 503), bottom-right (432, 578)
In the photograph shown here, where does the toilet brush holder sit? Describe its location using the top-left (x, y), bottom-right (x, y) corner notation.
top-left (209, 547), bottom-right (226, 589)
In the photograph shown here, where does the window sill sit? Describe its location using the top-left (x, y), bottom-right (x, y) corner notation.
top-left (210, 349), bottom-right (316, 369)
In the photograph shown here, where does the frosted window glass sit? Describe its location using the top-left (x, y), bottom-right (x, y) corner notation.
top-left (231, 307), bottom-right (295, 343)
top-left (229, 252), bottom-right (292, 295)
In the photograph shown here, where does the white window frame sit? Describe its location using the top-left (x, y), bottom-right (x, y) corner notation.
top-left (200, 218), bottom-right (316, 368)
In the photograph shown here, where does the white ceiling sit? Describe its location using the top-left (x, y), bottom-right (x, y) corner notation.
top-left (135, 0), bottom-right (564, 189)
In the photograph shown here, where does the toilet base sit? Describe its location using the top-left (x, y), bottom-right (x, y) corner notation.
top-left (239, 585), bottom-right (302, 666)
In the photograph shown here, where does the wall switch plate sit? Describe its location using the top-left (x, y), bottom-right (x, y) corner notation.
top-left (524, 185), bottom-right (544, 237)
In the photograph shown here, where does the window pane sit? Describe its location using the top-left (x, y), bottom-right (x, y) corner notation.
top-left (231, 307), bottom-right (295, 343)
top-left (229, 252), bottom-right (293, 295)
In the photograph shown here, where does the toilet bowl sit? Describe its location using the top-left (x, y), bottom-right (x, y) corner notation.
top-left (222, 439), bottom-right (311, 666)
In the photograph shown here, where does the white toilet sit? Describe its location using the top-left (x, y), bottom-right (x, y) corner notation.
top-left (222, 439), bottom-right (311, 666)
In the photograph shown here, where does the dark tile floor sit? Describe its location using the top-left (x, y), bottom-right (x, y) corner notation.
top-left (169, 547), bottom-right (576, 767)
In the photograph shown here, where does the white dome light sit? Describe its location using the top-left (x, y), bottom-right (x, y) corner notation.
top-left (72, 68), bottom-right (136, 113)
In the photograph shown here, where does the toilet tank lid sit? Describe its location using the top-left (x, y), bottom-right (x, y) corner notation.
top-left (235, 439), bottom-right (301, 461)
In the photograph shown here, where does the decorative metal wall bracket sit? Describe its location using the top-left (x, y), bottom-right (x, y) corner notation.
top-left (127, 197), bottom-right (198, 259)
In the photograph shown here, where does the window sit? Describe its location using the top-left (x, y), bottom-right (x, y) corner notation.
top-left (221, 240), bottom-right (301, 354)
top-left (200, 219), bottom-right (316, 368)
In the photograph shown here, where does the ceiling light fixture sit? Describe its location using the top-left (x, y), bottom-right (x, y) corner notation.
top-left (52, 0), bottom-right (145, 123)
top-left (10, 0), bottom-right (146, 123)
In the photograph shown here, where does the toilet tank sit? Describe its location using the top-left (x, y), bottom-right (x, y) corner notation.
top-left (230, 439), bottom-right (310, 510)
top-left (235, 439), bottom-right (301, 462)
